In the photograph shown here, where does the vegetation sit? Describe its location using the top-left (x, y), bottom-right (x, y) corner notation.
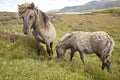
top-left (96, 8), bottom-right (120, 16)
top-left (0, 11), bottom-right (120, 80)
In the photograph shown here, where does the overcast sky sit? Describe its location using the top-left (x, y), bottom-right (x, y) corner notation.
top-left (0, 0), bottom-right (98, 12)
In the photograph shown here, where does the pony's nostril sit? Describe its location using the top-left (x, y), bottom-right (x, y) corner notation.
top-left (24, 32), bottom-right (27, 35)
top-left (58, 58), bottom-right (61, 61)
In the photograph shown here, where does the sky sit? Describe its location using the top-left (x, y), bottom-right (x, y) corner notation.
top-left (0, 0), bottom-right (97, 12)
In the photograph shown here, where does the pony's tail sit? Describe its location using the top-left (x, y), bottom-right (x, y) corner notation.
top-left (102, 37), bottom-right (115, 63)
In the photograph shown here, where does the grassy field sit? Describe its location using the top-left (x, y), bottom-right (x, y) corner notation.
top-left (0, 11), bottom-right (120, 80)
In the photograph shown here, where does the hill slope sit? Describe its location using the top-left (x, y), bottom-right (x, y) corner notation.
top-left (59, 0), bottom-right (120, 13)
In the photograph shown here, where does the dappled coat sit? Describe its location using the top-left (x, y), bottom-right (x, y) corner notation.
top-left (56, 31), bottom-right (114, 73)
top-left (71, 31), bottom-right (114, 55)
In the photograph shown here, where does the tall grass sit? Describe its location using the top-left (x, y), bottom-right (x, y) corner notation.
top-left (95, 8), bottom-right (120, 16)
top-left (0, 11), bottom-right (120, 80)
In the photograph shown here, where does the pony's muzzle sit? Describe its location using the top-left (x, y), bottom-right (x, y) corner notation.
top-left (23, 31), bottom-right (28, 35)
top-left (57, 57), bottom-right (62, 61)
top-left (57, 55), bottom-right (62, 61)
top-left (24, 31), bottom-right (28, 35)
top-left (23, 28), bottom-right (29, 35)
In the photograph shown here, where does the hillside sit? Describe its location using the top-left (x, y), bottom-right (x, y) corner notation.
top-left (59, 0), bottom-right (120, 13)
top-left (0, 11), bottom-right (120, 80)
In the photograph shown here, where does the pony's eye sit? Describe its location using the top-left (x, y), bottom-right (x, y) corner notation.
top-left (29, 15), bottom-right (33, 19)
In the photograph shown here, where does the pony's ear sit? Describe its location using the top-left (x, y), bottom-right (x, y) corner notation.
top-left (36, 8), bottom-right (39, 14)
top-left (34, 9), bottom-right (38, 15)
top-left (18, 4), bottom-right (20, 7)
top-left (31, 2), bottom-right (35, 9)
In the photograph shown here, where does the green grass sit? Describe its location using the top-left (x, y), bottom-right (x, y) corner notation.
top-left (0, 11), bottom-right (120, 80)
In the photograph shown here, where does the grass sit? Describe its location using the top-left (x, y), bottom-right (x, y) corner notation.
top-left (95, 8), bottom-right (120, 16)
top-left (0, 11), bottom-right (120, 80)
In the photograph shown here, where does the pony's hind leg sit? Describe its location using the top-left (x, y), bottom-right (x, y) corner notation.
top-left (102, 59), bottom-right (111, 73)
top-left (96, 53), bottom-right (106, 71)
top-left (100, 54), bottom-right (111, 73)
top-left (105, 60), bottom-right (111, 73)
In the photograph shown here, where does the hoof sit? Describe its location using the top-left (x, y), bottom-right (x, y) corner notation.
top-left (39, 55), bottom-right (44, 61)
top-left (48, 56), bottom-right (52, 60)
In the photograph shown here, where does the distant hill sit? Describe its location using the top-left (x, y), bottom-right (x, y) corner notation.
top-left (59, 0), bottom-right (120, 13)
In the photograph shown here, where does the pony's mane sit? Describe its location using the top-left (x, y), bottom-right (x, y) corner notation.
top-left (60, 31), bottom-right (80, 42)
top-left (60, 33), bottom-right (72, 41)
top-left (18, 2), bottom-right (36, 17)
top-left (18, 2), bottom-right (49, 28)
top-left (57, 33), bottom-right (72, 48)
top-left (40, 10), bottom-right (49, 28)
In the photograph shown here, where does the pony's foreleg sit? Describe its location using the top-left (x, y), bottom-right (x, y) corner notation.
top-left (46, 43), bottom-right (52, 59)
top-left (79, 51), bottom-right (85, 65)
top-left (69, 49), bottom-right (75, 62)
top-left (50, 42), bottom-right (54, 55)
top-left (32, 31), bottom-right (42, 56)
top-left (36, 41), bottom-right (42, 56)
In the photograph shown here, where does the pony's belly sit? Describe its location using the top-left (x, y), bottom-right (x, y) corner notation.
top-left (78, 45), bottom-right (93, 54)
top-left (83, 49), bottom-right (93, 54)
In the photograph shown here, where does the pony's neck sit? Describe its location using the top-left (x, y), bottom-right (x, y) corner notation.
top-left (33, 9), bottom-right (48, 30)
top-left (60, 40), bottom-right (71, 51)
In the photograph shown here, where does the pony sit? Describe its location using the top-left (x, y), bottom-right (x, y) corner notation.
top-left (56, 31), bottom-right (114, 73)
top-left (18, 2), bottom-right (56, 59)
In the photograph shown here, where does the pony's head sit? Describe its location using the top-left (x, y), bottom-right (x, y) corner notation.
top-left (18, 2), bottom-right (49, 35)
top-left (56, 42), bottom-right (65, 60)
top-left (18, 2), bottom-right (37, 35)
top-left (56, 33), bottom-right (73, 60)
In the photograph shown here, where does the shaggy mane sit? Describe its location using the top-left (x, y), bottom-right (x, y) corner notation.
top-left (18, 2), bottom-right (49, 28)
top-left (60, 33), bottom-right (71, 41)
top-left (18, 2), bottom-right (36, 17)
